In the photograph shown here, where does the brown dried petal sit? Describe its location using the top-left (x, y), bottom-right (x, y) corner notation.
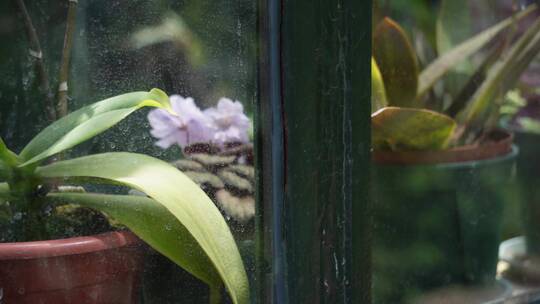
top-left (227, 165), bottom-right (255, 180)
top-left (171, 159), bottom-right (205, 171)
top-left (218, 170), bottom-right (253, 193)
top-left (190, 153), bottom-right (236, 167)
top-left (184, 171), bottom-right (225, 189)
top-left (215, 189), bottom-right (255, 223)
top-left (183, 143), bottom-right (221, 155)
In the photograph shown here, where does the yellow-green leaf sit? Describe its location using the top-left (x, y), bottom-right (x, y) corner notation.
top-left (418, 4), bottom-right (538, 98)
top-left (36, 152), bottom-right (249, 304)
top-left (20, 89), bottom-right (171, 166)
top-left (458, 16), bottom-right (540, 142)
top-left (373, 17), bottom-right (420, 108)
top-left (0, 137), bottom-right (18, 167)
top-left (372, 107), bottom-right (456, 151)
top-left (371, 57), bottom-right (388, 112)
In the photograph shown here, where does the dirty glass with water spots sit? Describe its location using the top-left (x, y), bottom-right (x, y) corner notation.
top-left (0, 0), bottom-right (257, 303)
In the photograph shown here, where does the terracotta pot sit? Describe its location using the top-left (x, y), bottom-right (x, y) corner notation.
top-left (373, 129), bottom-right (513, 165)
top-left (0, 231), bottom-right (143, 304)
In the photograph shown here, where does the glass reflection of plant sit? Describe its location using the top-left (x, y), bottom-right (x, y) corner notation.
top-left (372, 2), bottom-right (540, 150)
top-left (147, 95), bottom-right (255, 230)
top-left (0, 89), bottom-right (249, 304)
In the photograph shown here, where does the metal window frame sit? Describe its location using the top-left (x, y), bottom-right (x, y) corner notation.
top-left (256, 0), bottom-right (372, 302)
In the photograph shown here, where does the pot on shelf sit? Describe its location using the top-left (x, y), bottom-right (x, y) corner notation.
top-left (372, 130), bottom-right (517, 303)
top-left (0, 230), bottom-right (143, 304)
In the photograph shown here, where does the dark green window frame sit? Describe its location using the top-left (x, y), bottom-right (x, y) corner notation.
top-left (256, 0), bottom-right (372, 302)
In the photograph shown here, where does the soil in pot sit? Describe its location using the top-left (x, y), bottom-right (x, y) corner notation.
top-left (372, 131), bottom-right (517, 303)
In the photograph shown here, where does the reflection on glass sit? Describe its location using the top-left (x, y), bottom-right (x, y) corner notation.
top-left (0, 0), bottom-right (256, 303)
top-left (372, 0), bottom-right (540, 302)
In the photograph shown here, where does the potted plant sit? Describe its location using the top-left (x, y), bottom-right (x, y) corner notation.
top-left (371, 2), bottom-right (540, 302)
top-left (0, 88), bottom-right (249, 304)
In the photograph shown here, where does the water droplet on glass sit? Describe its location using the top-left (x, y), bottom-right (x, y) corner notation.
top-left (17, 287), bottom-right (25, 295)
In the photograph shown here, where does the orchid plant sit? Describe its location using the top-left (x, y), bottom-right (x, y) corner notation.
top-left (372, 2), bottom-right (540, 151)
top-left (147, 95), bottom-right (256, 226)
top-left (0, 89), bottom-right (249, 304)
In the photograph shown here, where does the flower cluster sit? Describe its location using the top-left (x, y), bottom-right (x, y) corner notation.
top-left (148, 95), bottom-right (251, 150)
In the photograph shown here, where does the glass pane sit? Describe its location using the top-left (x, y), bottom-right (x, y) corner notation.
top-left (0, 0), bottom-right (256, 302)
top-left (372, 0), bottom-right (540, 302)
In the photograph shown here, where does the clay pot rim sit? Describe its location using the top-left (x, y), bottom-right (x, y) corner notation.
top-left (0, 230), bottom-right (139, 260)
top-left (373, 129), bottom-right (515, 165)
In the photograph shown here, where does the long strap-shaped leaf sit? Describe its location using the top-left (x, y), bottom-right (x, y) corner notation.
top-left (20, 89), bottom-right (171, 165)
top-left (444, 41), bottom-right (506, 117)
top-left (45, 193), bottom-right (221, 291)
top-left (458, 17), bottom-right (540, 139)
top-left (36, 152), bottom-right (249, 304)
top-left (21, 108), bottom-right (141, 167)
top-left (417, 4), bottom-right (537, 98)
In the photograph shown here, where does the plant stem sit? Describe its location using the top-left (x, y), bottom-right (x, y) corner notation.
top-left (22, 205), bottom-right (48, 241)
top-left (13, 0), bottom-right (56, 122)
top-left (56, 0), bottom-right (78, 118)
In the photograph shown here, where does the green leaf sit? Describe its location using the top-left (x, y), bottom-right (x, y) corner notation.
top-left (371, 57), bottom-right (388, 112)
top-left (0, 183), bottom-right (9, 199)
top-left (373, 18), bottom-right (420, 108)
top-left (372, 107), bottom-right (457, 151)
top-left (0, 137), bottom-right (19, 166)
top-left (36, 152), bottom-right (249, 304)
top-left (436, 0), bottom-right (473, 95)
top-left (20, 89), bottom-right (171, 166)
top-left (21, 108), bottom-right (140, 167)
top-left (458, 16), bottom-right (540, 141)
top-left (444, 41), bottom-right (505, 117)
top-left (45, 192), bottom-right (220, 286)
top-left (418, 4), bottom-right (537, 98)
